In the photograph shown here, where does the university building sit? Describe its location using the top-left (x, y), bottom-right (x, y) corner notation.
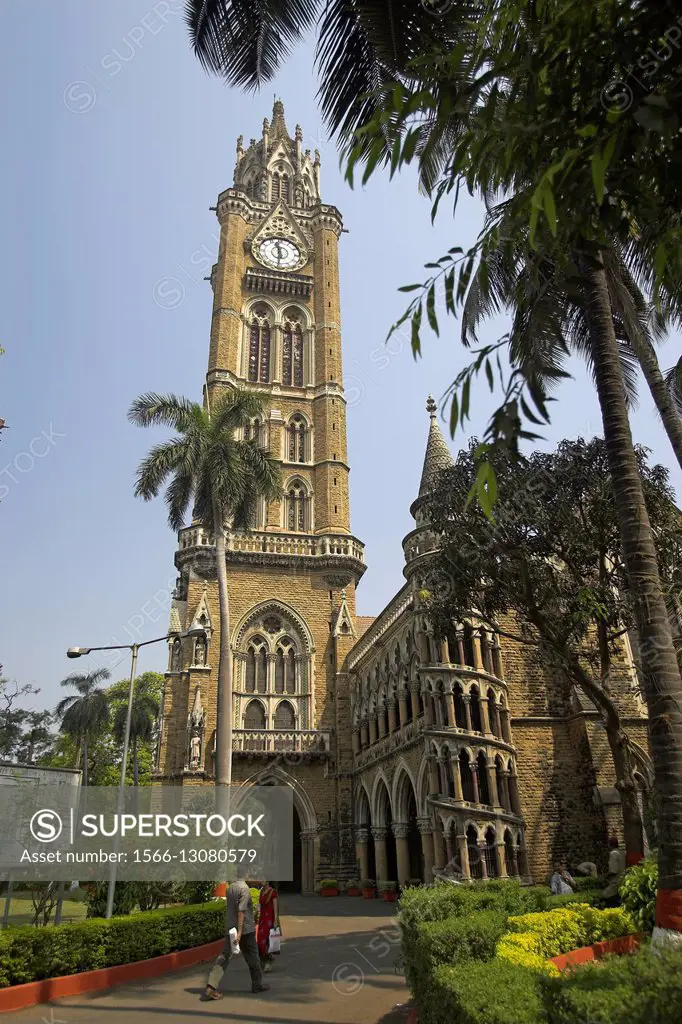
top-left (154, 102), bottom-right (652, 891)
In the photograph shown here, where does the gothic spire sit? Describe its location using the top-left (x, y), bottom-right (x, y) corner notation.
top-left (271, 97), bottom-right (289, 140)
top-left (416, 396), bottom-right (454, 500)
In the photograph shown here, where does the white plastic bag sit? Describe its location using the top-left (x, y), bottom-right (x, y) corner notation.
top-left (268, 927), bottom-right (281, 954)
top-left (229, 927), bottom-right (241, 956)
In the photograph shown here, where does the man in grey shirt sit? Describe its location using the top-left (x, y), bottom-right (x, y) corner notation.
top-left (205, 867), bottom-right (269, 999)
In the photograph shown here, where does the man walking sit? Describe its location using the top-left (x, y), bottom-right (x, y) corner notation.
top-left (205, 867), bottom-right (269, 1000)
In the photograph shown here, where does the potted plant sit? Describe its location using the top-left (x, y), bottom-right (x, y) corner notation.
top-left (361, 879), bottom-right (376, 899)
top-left (319, 878), bottom-right (339, 897)
top-left (346, 879), bottom-right (361, 897)
top-left (379, 880), bottom-right (398, 902)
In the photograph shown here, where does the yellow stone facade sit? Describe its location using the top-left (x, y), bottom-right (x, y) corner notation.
top-left (155, 102), bottom-right (652, 892)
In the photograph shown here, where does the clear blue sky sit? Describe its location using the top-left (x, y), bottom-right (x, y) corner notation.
top-left (1, 1), bottom-right (679, 709)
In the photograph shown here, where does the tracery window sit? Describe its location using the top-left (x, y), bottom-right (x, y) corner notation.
top-left (274, 637), bottom-right (296, 694)
top-left (244, 699), bottom-right (266, 730)
top-left (245, 635), bottom-right (268, 693)
top-left (282, 316), bottom-right (304, 386)
top-left (287, 414), bottom-right (307, 463)
top-left (244, 418), bottom-right (262, 444)
top-left (286, 480), bottom-right (309, 532)
top-left (247, 306), bottom-right (272, 383)
top-left (274, 699), bottom-right (296, 730)
top-left (271, 173), bottom-right (290, 203)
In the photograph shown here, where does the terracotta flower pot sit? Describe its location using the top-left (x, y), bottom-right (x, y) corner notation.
top-left (382, 890), bottom-right (397, 902)
top-left (346, 887), bottom-right (361, 897)
top-left (362, 888), bottom-right (375, 899)
top-left (321, 888), bottom-right (339, 896)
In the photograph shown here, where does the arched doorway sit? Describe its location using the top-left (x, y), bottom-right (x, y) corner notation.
top-left (279, 804), bottom-right (302, 893)
top-left (375, 778), bottom-right (397, 884)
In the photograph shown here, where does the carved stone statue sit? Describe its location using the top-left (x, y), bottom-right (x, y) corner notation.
top-left (189, 732), bottom-right (202, 768)
top-left (186, 688), bottom-right (206, 771)
top-left (171, 638), bottom-right (182, 672)
top-left (194, 635), bottom-right (207, 666)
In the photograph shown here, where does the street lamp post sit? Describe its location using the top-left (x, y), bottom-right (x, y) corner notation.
top-left (66, 626), bottom-right (206, 919)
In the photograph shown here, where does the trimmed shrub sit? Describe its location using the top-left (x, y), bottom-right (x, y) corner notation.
top-left (543, 945), bottom-right (682, 1024)
top-left (424, 959), bottom-right (545, 1024)
top-left (0, 901), bottom-right (224, 988)
top-left (619, 858), bottom-right (657, 933)
top-left (399, 880), bottom-right (550, 933)
top-left (404, 910), bottom-right (508, 1006)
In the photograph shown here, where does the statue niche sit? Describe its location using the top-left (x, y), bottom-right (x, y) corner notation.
top-left (186, 688), bottom-right (206, 771)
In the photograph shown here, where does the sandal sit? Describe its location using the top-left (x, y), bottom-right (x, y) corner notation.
top-left (204, 986), bottom-right (223, 1000)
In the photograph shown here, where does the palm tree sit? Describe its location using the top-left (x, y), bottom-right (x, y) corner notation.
top-left (111, 679), bottom-right (159, 786)
top-left (56, 669), bottom-right (110, 786)
top-left (128, 387), bottom-right (280, 789)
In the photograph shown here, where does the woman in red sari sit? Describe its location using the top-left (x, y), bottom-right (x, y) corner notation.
top-left (256, 881), bottom-right (280, 971)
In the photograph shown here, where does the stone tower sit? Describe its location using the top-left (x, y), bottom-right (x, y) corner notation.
top-left (155, 101), bottom-right (366, 892)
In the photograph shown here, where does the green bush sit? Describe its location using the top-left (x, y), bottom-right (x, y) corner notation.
top-left (180, 881), bottom-right (217, 905)
top-left (83, 881), bottom-right (138, 918)
top-left (404, 910), bottom-right (508, 1007)
top-left (619, 858), bottom-right (657, 933)
top-left (399, 880), bottom-right (550, 933)
top-left (543, 944), bottom-right (682, 1024)
top-left (0, 901), bottom-right (224, 988)
top-left (424, 959), bottom-right (545, 1024)
top-left (498, 905), bottom-right (635, 971)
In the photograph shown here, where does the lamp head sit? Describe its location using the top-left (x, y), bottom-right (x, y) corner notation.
top-left (181, 626), bottom-right (207, 639)
top-left (66, 647), bottom-right (91, 659)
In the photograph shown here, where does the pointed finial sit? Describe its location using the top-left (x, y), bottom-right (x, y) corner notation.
top-left (341, 588), bottom-right (347, 601)
top-left (295, 124), bottom-right (302, 141)
top-left (426, 395), bottom-right (437, 418)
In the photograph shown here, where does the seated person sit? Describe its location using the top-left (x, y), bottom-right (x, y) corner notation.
top-left (549, 861), bottom-right (576, 895)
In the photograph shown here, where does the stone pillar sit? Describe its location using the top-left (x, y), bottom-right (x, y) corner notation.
top-left (355, 827), bottom-right (370, 882)
top-left (511, 846), bottom-right (521, 879)
top-left (508, 770), bottom-right (522, 815)
top-left (457, 834), bottom-right (471, 880)
top-left (456, 632), bottom-right (466, 666)
top-left (453, 758), bottom-right (464, 802)
top-left (388, 700), bottom-right (398, 733)
top-left (266, 652), bottom-right (277, 694)
top-left (496, 842), bottom-right (509, 878)
top-left (445, 687), bottom-right (456, 728)
top-left (437, 757), bottom-right (449, 797)
top-left (372, 827), bottom-right (388, 883)
top-left (463, 695), bottom-right (473, 733)
top-left (432, 825), bottom-right (445, 870)
top-left (487, 762), bottom-right (500, 807)
top-left (410, 683), bottom-right (421, 721)
top-left (360, 718), bottom-right (369, 749)
top-left (423, 687), bottom-right (434, 726)
top-left (478, 842), bottom-right (489, 879)
top-left (493, 637), bottom-right (504, 678)
top-left (472, 629), bottom-right (484, 670)
top-left (470, 765), bottom-right (480, 804)
top-left (369, 715), bottom-right (378, 746)
top-left (493, 702), bottom-right (502, 739)
top-left (480, 697), bottom-right (492, 735)
top-left (398, 691), bottom-right (409, 727)
top-left (445, 831), bottom-right (455, 866)
top-left (418, 819), bottom-right (435, 881)
top-left (440, 637), bottom-right (450, 664)
top-left (352, 730), bottom-right (361, 755)
top-left (517, 843), bottom-right (530, 878)
top-left (501, 706), bottom-right (512, 743)
top-left (393, 823), bottom-right (411, 885)
top-left (377, 710), bottom-right (387, 739)
top-left (428, 755), bottom-right (440, 796)
top-left (417, 631), bottom-right (429, 663)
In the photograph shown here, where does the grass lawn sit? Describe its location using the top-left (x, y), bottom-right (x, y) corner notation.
top-left (1, 889), bottom-right (88, 927)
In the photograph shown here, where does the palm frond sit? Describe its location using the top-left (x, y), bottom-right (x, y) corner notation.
top-left (128, 393), bottom-right (201, 433)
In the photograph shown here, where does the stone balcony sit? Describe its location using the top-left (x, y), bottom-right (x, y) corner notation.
top-left (176, 525), bottom-right (366, 586)
top-left (231, 728), bottom-right (331, 758)
top-left (354, 717), bottom-right (425, 769)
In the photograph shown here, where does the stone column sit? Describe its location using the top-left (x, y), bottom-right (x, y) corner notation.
top-left (432, 825), bottom-right (445, 870)
top-left (456, 632), bottom-right (466, 666)
top-left (517, 843), bottom-right (530, 878)
top-left (501, 706), bottom-right (512, 743)
top-left (369, 715), bottom-right (378, 746)
top-left (352, 730), bottom-right (361, 755)
top-left (398, 690), bottom-right (409, 727)
top-left (496, 842), bottom-right (509, 878)
top-left (478, 842), bottom-right (489, 879)
top-left (427, 754), bottom-right (440, 797)
top-left (493, 637), bottom-right (504, 678)
top-left (444, 687), bottom-right (456, 728)
top-left (508, 770), bottom-right (522, 815)
top-left (410, 683), bottom-right (421, 721)
top-left (372, 827), bottom-right (388, 883)
top-left (418, 819), bottom-right (435, 881)
top-left (470, 764), bottom-right (480, 804)
top-left (387, 700), bottom-right (398, 734)
top-left (444, 831), bottom-right (455, 865)
top-left (487, 761), bottom-right (500, 807)
top-left (360, 718), bottom-right (369, 748)
top-left (355, 827), bottom-right (370, 882)
top-left (377, 710), bottom-right (387, 739)
top-left (417, 631), bottom-right (429, 663)
top-left (423, 687), bottom-right (434, 726)
top-left (480, 696), bottom-right (492, 735)
top-left (511, 846), bottom-right (521, 879)
top-left (266, 652), bottom-right (277, 694)
top-left (437, 757), bottom-right (449, 797)
top-left (393, 823), bottom-right (411, 885)
top-left (493, 702), bottom-right (502, 739)
top-left (472, 629), bottom-right (484, 670)
top-left (463, 695), bottom-right (473, 732)
top-left (457, 834), bottom-right (471, 880)
top-left (453, 758), bottom-right (464, 802)
top-left (440, 637), bottom-right (450, 664)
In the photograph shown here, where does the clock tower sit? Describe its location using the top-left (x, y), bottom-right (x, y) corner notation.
top-left (157, 101), bottom-right (366, 892)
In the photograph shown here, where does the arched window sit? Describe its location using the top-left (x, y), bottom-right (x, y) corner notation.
top-left (286, 480), bottom-right (309, 532)
top-left (488, 688), bottom-right (500, 737)
top-left (271, 173), bottom-right (290, 203)
top-left (275, 637), bottom-right (296, 694)
top-left (496, 756), bottom-right (509, 811)
top-left (477, 751), bottom-right (491, 805)
top-left (283, 317), bottom-right (304, 386)
top-left (274, 699), bottom-right (296, 730)
top-left (462, 624), bottom-right (476, 667)
top-left (459, 750), bottom-right (475, 802)
top-left (504, 829), bottom-right (516, 876)
top-left (244, 418), bottom-right (262, 444)
top-left (454, 684), bottom-right (467, 729)
top-left (245, 636), bottom-right (267, 693)
top-left (247, 307), bottom-right (272, 383)
top-left (244, 699), bottom-right (266, 730)
top-left (484, 827), bottom-right (499, 877)
top-left (287, 415), bottom-right (308, 462)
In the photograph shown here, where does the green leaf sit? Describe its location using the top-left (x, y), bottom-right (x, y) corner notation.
top-left (426, 284), bottom-right (439, 336)
top-left (411, 303), bottom-right (423, 357)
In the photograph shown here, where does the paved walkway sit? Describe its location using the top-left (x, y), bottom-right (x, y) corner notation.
top-left (8, 896), bottom-right (412, 1024)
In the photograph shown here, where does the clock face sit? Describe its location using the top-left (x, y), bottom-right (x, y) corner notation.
top-left (257, 237), bottom-right (302, 271)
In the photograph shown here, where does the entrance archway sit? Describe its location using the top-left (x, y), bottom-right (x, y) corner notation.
top-left (279, 804), bottom-right (302, 892)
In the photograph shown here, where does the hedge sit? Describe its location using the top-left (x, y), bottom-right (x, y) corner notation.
top-left (0, 901), bottom-right (224, 988)
top-left (497, 906), bottom-right (634, 974)
top-left (426, 959), bottom-right (544, 1024)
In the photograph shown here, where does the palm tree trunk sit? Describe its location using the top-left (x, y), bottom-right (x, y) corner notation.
top-left (133, 736), bottom-right (138, 787)
top-left (582, 252), bottom-right (682, 935)
top-left (635, 334), bottom-right (682, 472)
top-left (213, 501), bottom-right (233, 790)
top-left (82, 736), bottom-right (88, 788)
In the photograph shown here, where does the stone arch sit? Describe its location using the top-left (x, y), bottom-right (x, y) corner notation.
top-left (234, 600), bottom-right (314, 654)
top-left (355, 782), bottom-right (372, 826)
top-left (243, 697), bottom-right (266, 730)
top-left (273, 698), bottom-right (297, 730)
top-left (283, 475), bottom-right (313, 532)
top-left (393, 763), bottom-right (418, 822)
top-left (416, 757), bottom-right (430, 816)
top-left (372, 772), bottom-right (393, 826)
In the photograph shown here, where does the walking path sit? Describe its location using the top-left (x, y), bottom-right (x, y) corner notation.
top-left (5, 896), bottom-right (411, 1024)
